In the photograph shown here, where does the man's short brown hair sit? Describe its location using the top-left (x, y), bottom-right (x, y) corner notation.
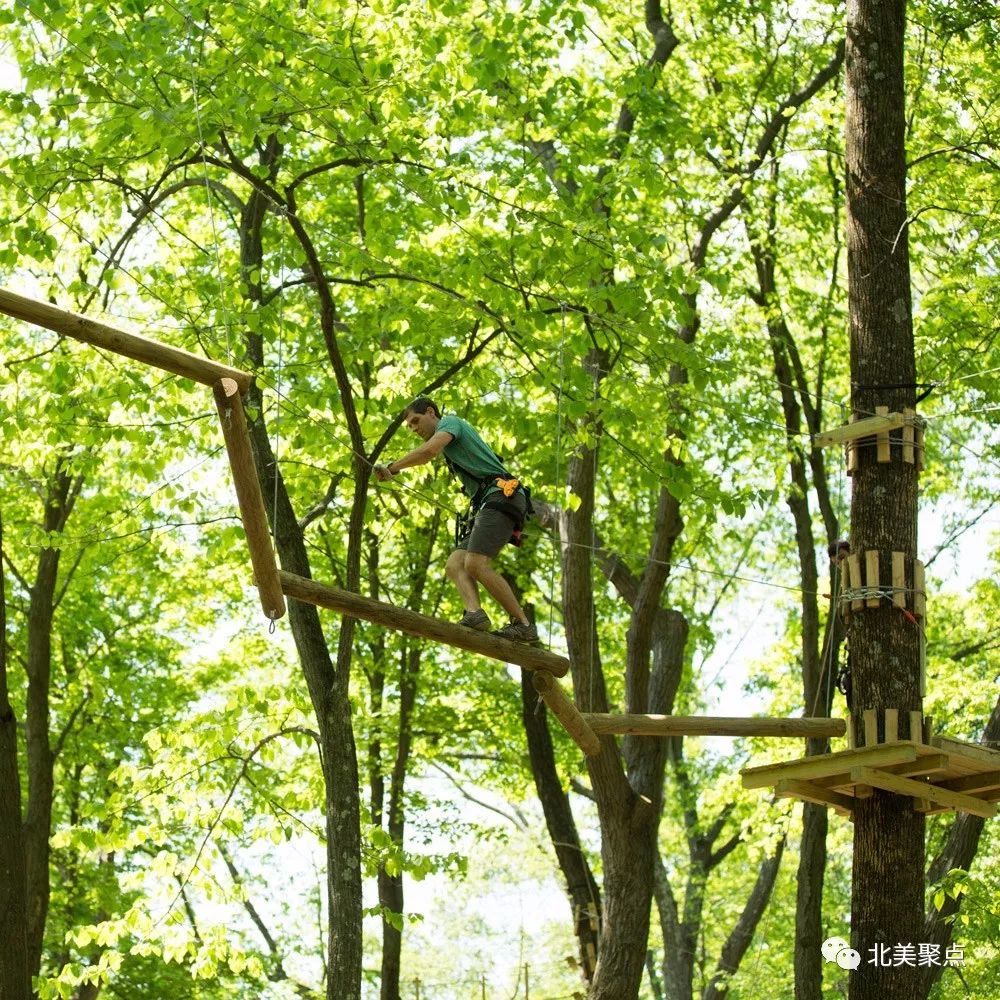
top-left (403, 396), bottom-right (440, 418)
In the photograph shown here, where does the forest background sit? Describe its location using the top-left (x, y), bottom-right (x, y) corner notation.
top-left (1, 1), bottom-right (999, 999)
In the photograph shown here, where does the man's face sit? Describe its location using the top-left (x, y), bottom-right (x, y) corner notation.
top-left (405, 408), bottom-right (437, 440)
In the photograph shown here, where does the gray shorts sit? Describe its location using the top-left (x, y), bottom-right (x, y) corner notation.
top-left (455, 491), bottom-right (527, 558)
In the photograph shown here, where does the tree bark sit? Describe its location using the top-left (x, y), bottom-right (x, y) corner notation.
top-left (703, 838), bottom-right (786, 1000)
top-left (24, 460), bottom-right (81, 978)
top-left (560, 351), bottom-right (650, 1000)
top-left (521, 670), bottom-right (602, 982)
top-left (236, 137), bottom-right (363, 1000)
top-left (558, 349), bottom-right (690, 1000)
top-left (749, 238), bottom-right (842, 1000)
top-left (845, 3), bottom-right (924, 997)
top-left (371, 522), bottom-right (438, 1000)
top-left (248, 400), bottom-right (363, 1000)
top-left (0, 509), bottom-right (31, 1000)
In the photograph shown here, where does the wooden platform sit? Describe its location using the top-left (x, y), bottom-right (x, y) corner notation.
top-left (742, 735), bottom-right (1000, 818)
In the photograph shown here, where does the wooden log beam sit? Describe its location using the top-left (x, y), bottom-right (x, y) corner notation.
top-left (213, 379), bottom-right (285, 620)
top-left (582, 714), bottom-right (846, 739)
top-left (532, 671), bottom-right (601, 757)
top-left (0, 287), bottom-right (251, 393)
top-left (278, 571), bottom-right (570, 677)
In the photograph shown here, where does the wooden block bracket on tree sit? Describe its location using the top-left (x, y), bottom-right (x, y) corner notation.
top-left (818, 407), bottom-right (925, 473)
top-left (278, 570), bottom-right (571, 677)
top-left (814, 411), bottom-right (907, 447)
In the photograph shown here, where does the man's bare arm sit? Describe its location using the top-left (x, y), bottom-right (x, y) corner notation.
top-left (375, 431), bottom-right (453, 480)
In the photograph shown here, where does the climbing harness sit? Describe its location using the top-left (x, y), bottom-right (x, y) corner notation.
top-left (445, 455), bottom-right (534, 548)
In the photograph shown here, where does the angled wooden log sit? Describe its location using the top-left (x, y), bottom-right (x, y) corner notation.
top-left (0, 287), bottom-right (250, 393)
top-left (279, 571), bottom-right (570, 677)
top-left (531, 670), bottom-right (601, 757)
top-left (582, 714), bottom-right (846, 739)
top-left (214, 378), bottom-right (285, 620)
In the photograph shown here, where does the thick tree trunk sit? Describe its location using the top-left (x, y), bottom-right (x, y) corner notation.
top-left (0, 511), bottom-right (31, 1000)
top-left (560, 354), bottom-right (645, 1000)
top-left (237, 139), bottom-right (364, 999)
top-left (248, 412), bottom-right (363, 1000)
top-left (521, 670), bottom-right (602, 982)
top-left (794, 803), bottom-right (828, 998)
top-left (845, 3), bottom-right (924, 998)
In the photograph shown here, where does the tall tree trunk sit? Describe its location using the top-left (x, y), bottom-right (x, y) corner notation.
top-left (521, 670), bottom-right (602, 982)
top-left (372, 521), bottom-right (437, 1000)
top-left (750, 239), bottom-right (841, 1000)
top-left (24, 461), bottom-right (80, 978)
top-left (702, 838), bottom-right (786, 1000)
top-left (247, 410), bottom-right (363, 1000)
top-left (375, 644), bottom-right (417, 1000)
top-left (845, 3), bottom-right (923, 997)
top-left (237, 142), bottom-right (364, 999)
top-left (553, 338), bottom-right (688, 999)
top-left (0, 509), bottom-right (31, 1000)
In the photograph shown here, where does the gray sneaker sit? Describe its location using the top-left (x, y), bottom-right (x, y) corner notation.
top-left (493, 620), bottom-right (539, 644)
top-left (457, 609), bottom-right (491, 631)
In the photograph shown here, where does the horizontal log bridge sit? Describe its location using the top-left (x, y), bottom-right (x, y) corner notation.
top-left (0, 287), bottom-right (251, 393)
top-left (581, 714), bottom-right (847, 739)
top-left (279, 571), bottom-right (570, 677)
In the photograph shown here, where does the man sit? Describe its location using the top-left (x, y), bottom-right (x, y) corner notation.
top-left (374, 397), bottom-right (538, 644)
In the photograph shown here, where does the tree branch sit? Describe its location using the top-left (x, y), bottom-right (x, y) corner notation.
top-left (693, 38), bottom-right (845, 268)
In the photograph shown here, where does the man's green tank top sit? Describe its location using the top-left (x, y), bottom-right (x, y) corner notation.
top-left (437, 415), bottom-right (506, 498)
